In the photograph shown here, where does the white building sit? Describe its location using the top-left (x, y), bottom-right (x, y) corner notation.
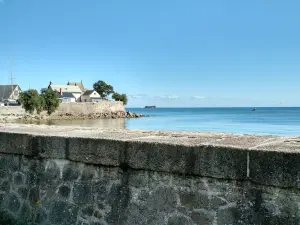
top-left (67, 81), bottom-right (86, 92)
top-left (0, 85), bottom-right (22, 106)
top-left (80, 90), bottom-right (102, 102)
top-left (48, 82), bottom-right (82, 101)
top-left (0, 85), bottom-right (22, 102)
top-left (57, 92), bottom-right (76, 103)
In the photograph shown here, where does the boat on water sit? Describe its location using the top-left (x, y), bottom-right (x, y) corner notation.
top-left (145, 105), bottom-right (156, 108)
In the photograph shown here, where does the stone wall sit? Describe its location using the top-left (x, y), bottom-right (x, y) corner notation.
top-left (0, 101), bottom-right (125, 119)
top-left (51, 101), bottom-right (125, 116)
top-left (0, 124), bottom-right (300, 225)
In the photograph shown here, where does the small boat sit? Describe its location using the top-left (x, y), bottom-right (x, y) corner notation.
top-left (252, 108), bottom-right (256, 112)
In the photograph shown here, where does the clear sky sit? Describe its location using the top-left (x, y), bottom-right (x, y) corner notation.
top-left (1, 0), bottom-right (300, 107)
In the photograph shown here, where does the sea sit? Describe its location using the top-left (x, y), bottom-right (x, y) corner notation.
top-left (46, 107), bottom-right (300, 136)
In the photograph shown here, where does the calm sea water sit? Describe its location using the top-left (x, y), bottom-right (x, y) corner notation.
top-left (47, 107), bottom-right (300, 136)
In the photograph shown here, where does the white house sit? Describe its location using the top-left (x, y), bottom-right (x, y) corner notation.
top-left (57, 92), bottom-right (76, 103)
top-left (80, 90), bottom-right (102, 102)
top-left (48, 82), bottom-right (82, 101)
top-left (0, 85), bottom-right (22, 102)
top-left (67, 81), bottom-right (86, 92)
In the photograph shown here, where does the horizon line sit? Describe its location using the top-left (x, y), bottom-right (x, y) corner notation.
top-left (126, 106), bottom-right (300, 108)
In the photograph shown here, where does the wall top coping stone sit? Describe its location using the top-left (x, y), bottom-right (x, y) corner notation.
top-left (2, 123), bottom-right (300, 189)
top-left (0, 123), bottom-right (299, 153)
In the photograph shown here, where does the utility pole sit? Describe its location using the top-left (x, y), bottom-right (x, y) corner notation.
top-left (10, 58), bottom-right (14, 94)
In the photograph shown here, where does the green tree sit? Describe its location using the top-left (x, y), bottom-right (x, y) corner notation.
top-left (40, 88), bottom-right (48, 94)
top-left (19, 89), bottom-right (42, 114)
top-left (112, 92), bottom-right (128, 105)
top-left (41, 89), bottom-right (59, 115)
top-left (35, 95), bottom-right (45, 114)
top-left (93, 80), bottom-right (114, 99)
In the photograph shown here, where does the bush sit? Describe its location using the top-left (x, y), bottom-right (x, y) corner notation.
top-left (41, 89), bottom-right (60, 115)
top-left (19, 89), bottom-right (59, 115)
top-left (19, 89), bottom-right (42, 114)
top-left (112, 92), bottom-right (128, 105)
top-left (35, 95), bottom-right (45, 114)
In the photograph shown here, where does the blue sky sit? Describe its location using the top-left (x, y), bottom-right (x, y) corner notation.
top-left (1, 0), bottom-right (300, 107)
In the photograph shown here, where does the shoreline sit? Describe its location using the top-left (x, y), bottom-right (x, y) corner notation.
top-left (0, 111), bottom-right (146, 123)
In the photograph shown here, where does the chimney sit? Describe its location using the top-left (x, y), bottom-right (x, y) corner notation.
top-left (50, 81), bottom-right (52, 85)
top-left (75, 83), bottom-right (77, 86)
top-left (60, 88), bottom-right (62, 96)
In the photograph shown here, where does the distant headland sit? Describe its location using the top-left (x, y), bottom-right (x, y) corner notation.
top-left (145, 105), bottom-right (156, 108)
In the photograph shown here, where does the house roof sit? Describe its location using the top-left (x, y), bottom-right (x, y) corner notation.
top-left (57, 92), bottom-right (75, 98)
top-left (67, 81), bottom-right (86, 92)
top-left (50, 85), bottom-right (82, 93)
top-left (81, 90), bottom-right (95, 96)
top-left (0, 85), bottom-right (20, 101)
